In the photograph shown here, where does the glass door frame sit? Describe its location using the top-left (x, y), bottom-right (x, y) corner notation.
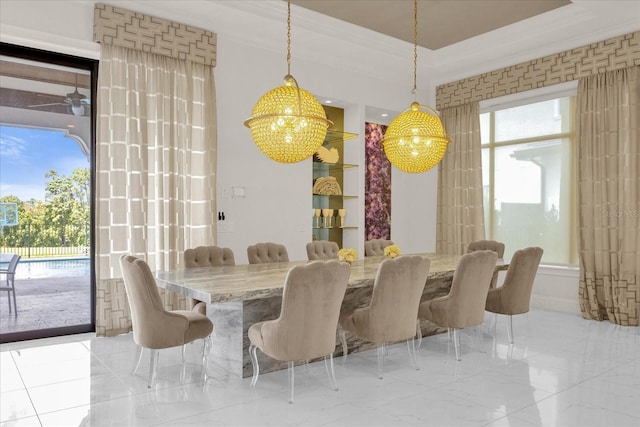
top-left (0, 42), bottom-right (97, 343)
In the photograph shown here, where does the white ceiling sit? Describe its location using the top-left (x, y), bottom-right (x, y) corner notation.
top-left (1, 0), bottom-right (637, 94)
top-left (208, 0), bottom-right (639, 86)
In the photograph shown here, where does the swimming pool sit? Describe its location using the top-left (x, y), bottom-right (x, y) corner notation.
top-left (0, 257), bottom-right (90, 279)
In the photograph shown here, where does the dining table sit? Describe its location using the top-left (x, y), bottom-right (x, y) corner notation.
top-left (155, 253), bottom-right (507, 378)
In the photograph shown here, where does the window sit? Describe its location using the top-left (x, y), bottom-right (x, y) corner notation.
top-left (480, 96), bottom-right (576, 264)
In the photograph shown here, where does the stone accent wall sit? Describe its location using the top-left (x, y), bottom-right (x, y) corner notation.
top-left (93, 3), bottom-right (217, 67)
top-left (436, 32), bottom-right (640, 110)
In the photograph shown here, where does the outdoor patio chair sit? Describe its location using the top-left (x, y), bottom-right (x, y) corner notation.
top-left (0, 254), bottom-right (21, 317)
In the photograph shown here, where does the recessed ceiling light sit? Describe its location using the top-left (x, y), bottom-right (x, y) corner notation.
top-left (381, 113), bottom-right (388, 117)
top-left (325, 100), bottom-right (332, 104)
top-left (67, 124), bottom-right (75, 128)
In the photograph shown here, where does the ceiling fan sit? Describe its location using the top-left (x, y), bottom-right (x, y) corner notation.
top-left (28, 86), bottom-right (90, 116)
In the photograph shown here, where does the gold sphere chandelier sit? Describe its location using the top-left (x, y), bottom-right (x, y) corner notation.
top-left (383, 0), bottom-right (450, 174)
top-left (244, 0), bottom-right (332, 163)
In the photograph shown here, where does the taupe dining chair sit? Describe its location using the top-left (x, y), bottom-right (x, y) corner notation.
top-left (119, 255), bottom-right (214, 388)
top-left (467, 240), bottom-right (505, 289)
top-left (248, 260), bottom-right (350, 403)
top-left (339, 255), bottom-right (431, 378)
top-left (364, 239), bottom-right (394, 257)
top-left (485, 247), bottom-right (543, 343)
top-left (0, 254), bottom-right (21, 317)
top-left (247, 242), bottom-right (289, 264)
top-left (306, 241), bottom-right (339, 260)
top-left (184, 245), bottom-right (235, 314)
top-left (417, 250), bottom-right (497, 361)
top-left (184, 245), bottom-right (235, 268)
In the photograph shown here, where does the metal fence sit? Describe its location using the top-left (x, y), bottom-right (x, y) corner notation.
top-left (0, 221), bottom-right (89, 257)
top-left (0, 246), bottom-right (89, 258)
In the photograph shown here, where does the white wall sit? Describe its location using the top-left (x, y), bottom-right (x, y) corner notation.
top-left (0, 0), bottom-right (435, 264)
top-left (2, 0), bottom-right (635, 310)
top-left (531, 266), bottom-right (581, 314)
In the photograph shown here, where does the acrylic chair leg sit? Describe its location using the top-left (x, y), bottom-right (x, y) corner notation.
top-left (406, 338), bottom-right (419, 370)
top-left (416, 319), bottom-right (423, 349)
top-left (339, 327), bottom-right (348, 363)
top-left (249, 344), bottom-right (259, 387)
top-left (324, 354), bottom-right (338, 391)
top-left (202, 335), bottom-right (212, 382)
top-left (376, 344), bottom-right (385, 379)
top-left (288, 361), bottom-right (295, 404)
top-left (131, 345), bottom-right (143, 375)
top-left (452, 328), bottom-right (461, 361)
top-left (507, 315), bottom-right (514, 344)
top-left (181, 344), bottom-right (186, 363)
top-left (148, 349), bottom-right (159, 388)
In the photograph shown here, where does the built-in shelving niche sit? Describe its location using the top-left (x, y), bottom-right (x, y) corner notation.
top-left (312, 106), bottom-right (358, 249)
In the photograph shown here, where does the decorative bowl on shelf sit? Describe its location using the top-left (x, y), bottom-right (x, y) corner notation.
top-left (313, 176), bottom-right (342, 195)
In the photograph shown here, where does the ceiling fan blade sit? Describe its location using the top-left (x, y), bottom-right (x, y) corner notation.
top-left (27, 102), bottom-right (67, 108)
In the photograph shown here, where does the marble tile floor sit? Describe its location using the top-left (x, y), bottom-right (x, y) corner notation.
top-left (1, 308), bottom-right (639, 427)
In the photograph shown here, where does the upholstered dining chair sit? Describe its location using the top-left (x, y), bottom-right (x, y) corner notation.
top-left (339, 255), bottom-right (431, 379)
top-left (485, 246), bottom-right (543, 343)
top-left (467, 240), bottom-right (505, 289)
top-left (248, 260), bottom-right (350, 403)
top-left (247, 242), bottom-right (289, 264)
top-left (184, 245), bottom-right (235, 268)
top-left (184, 245), bottom-right (235, 314)
top-left (119, 255), bottom-right (214, 388)
top-left (306, 241), bottom-right (339, 260)
top-left (417, 250), bottom-right (497, 361)
top-left (0, 254), bottom-right (21, 317)
top-left (364, 239), bottom-right (394, 257)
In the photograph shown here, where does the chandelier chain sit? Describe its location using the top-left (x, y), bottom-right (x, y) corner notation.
top-left (287, 0), bottom-right (291, 75)
top-left (412, 0), bottom-right (418, 94)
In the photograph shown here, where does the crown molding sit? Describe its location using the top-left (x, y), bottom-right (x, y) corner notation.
top-left (428, 0), bottom-right (640, 85)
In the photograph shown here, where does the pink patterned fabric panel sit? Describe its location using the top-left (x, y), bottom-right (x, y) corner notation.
top-left (365, 123), bottom-right (391, 240)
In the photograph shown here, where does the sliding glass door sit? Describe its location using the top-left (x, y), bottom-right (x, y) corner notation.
top-left (0, 43), bottom-right (97, 342)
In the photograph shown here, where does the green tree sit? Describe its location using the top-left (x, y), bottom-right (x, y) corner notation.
top-left (1, 168), bottom-right (89, 250)
top-left (44, 168), bottom-right (90, 246)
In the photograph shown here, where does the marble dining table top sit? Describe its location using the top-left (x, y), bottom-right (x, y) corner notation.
top-left (154, 253), bottom-right (507, 304)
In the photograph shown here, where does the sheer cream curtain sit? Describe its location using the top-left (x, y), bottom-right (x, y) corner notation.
top-left (95, 44), bottom-right (217, 336)
top-left (577, 65), bottom-right (640, 326)
top-left (436, 102), bottom-right (485, 255)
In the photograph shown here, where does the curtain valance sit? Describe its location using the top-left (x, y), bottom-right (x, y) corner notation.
top-left (437, 31), bottom-right (639, 110)
top-left (93, 3), bottom-right (217, 67)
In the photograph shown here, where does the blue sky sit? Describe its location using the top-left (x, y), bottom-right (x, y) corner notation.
top-left (0, 126), bottom-right (89, 202)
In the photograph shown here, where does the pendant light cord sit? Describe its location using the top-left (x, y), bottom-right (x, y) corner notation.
top-left (287, 0), bottom-right (292, 76)
top-left (412, 0), bottom-right (418, 95)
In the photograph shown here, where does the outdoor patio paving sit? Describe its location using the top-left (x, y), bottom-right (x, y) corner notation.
top-left (0, 276), bottom-right (91, 335)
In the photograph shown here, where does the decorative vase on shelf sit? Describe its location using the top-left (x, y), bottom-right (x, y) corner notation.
top-left (322, 209), bottom-right (334, 228)
top-left (338, 209), bottom-right (346, 228)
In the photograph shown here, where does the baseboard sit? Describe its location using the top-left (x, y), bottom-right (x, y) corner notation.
top-left (531, 295), bottom-right (580, 314)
